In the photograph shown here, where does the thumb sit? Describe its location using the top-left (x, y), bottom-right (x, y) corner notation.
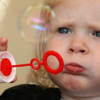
top-left (0, 37), bottom-right (8, 51)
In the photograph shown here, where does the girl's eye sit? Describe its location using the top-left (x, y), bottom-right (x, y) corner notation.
top-left (58, 28), bottom-right (71, 34)
top-left (93, 31), bottom-right (100, 37)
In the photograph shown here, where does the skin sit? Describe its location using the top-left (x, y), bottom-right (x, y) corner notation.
top-left (45, 0), bottom-right (100, 100)
top-left (0, 37), bottom-right (17, 83)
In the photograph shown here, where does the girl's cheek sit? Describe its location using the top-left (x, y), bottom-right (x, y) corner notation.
top-left (47, 55), bottom-right (60, 69)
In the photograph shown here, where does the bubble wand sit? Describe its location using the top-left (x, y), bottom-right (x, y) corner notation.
top-left (0, 51), bottom-right (64, 76)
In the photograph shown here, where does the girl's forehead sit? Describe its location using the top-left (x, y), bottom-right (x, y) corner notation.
top-left (53, 0), bottom-right (100, 9)
top-left (52, 0), bottom-right (100, 22)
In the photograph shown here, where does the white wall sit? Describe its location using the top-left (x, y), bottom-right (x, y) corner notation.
top-left (0, 0), bottom-right (44, 95)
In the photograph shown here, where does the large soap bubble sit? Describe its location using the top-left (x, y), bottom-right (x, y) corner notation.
top-left (18, 3), bottom-right (57, 44)
top-left (0, 0), bottom-right (7, 24)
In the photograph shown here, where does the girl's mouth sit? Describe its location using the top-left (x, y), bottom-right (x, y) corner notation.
top-left (65, 62), bottom-right (85, 75)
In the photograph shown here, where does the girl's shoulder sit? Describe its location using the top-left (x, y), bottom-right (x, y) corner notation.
top-left (0, 84), bottom-right (61, 100)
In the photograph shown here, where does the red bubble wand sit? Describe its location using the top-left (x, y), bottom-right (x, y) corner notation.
top-left (0, 51), bottom-right (64, 76)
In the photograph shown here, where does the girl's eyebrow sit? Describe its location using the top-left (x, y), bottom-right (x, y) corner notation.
top-left (87, 22), bottom-right (100, 30)
top-left (57, 20), bottom-right (75, 27)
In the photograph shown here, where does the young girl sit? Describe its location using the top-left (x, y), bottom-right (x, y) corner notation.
top-left (1, 0), bottom-right (100, 100)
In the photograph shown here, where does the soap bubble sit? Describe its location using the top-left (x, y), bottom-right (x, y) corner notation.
top-left (0, 0), bottom-right (7, 24)
top-left (18, 3), bottom-right (57, 44)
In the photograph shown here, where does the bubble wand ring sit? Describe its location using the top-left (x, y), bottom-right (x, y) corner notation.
top-left (0, 51), bottom-right (64, 76)
top-left (30, 58), bottom-right (42, 70)
top-left (43, 51), bottom-right (64, 74)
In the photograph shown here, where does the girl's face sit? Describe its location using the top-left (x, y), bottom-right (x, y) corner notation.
top-left (45, 0), bottom-right (100, 98)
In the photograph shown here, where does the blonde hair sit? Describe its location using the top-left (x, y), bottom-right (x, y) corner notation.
top-left (26, 0), bottom-right (61, 89)
top-left (26, 44), bottom-right (56, 89)
top-left (44, 0), bottom-right (62, 8)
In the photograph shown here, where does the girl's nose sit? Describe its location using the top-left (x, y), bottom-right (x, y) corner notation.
top-left (67, 39), bottom-right (89, 54)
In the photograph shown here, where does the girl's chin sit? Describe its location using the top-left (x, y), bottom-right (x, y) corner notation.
top-left (59, 76), bottom-right (91, 93)
top-left (60, 84), bottom-right (99, 98)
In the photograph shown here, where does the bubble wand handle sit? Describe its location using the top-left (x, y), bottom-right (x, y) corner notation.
top-left (12, 58), bottom-right (43, 70)
top-left (12, 63), bottom-right (30, 67)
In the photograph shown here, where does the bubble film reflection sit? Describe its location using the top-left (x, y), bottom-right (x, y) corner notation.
top-left (0, 0), bottom-right (7, 24)
top-left (18, 3), bottom-right (57, 44)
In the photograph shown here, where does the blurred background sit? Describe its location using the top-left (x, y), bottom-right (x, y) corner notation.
top-left (0, 0), bottom-right (44, 94)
